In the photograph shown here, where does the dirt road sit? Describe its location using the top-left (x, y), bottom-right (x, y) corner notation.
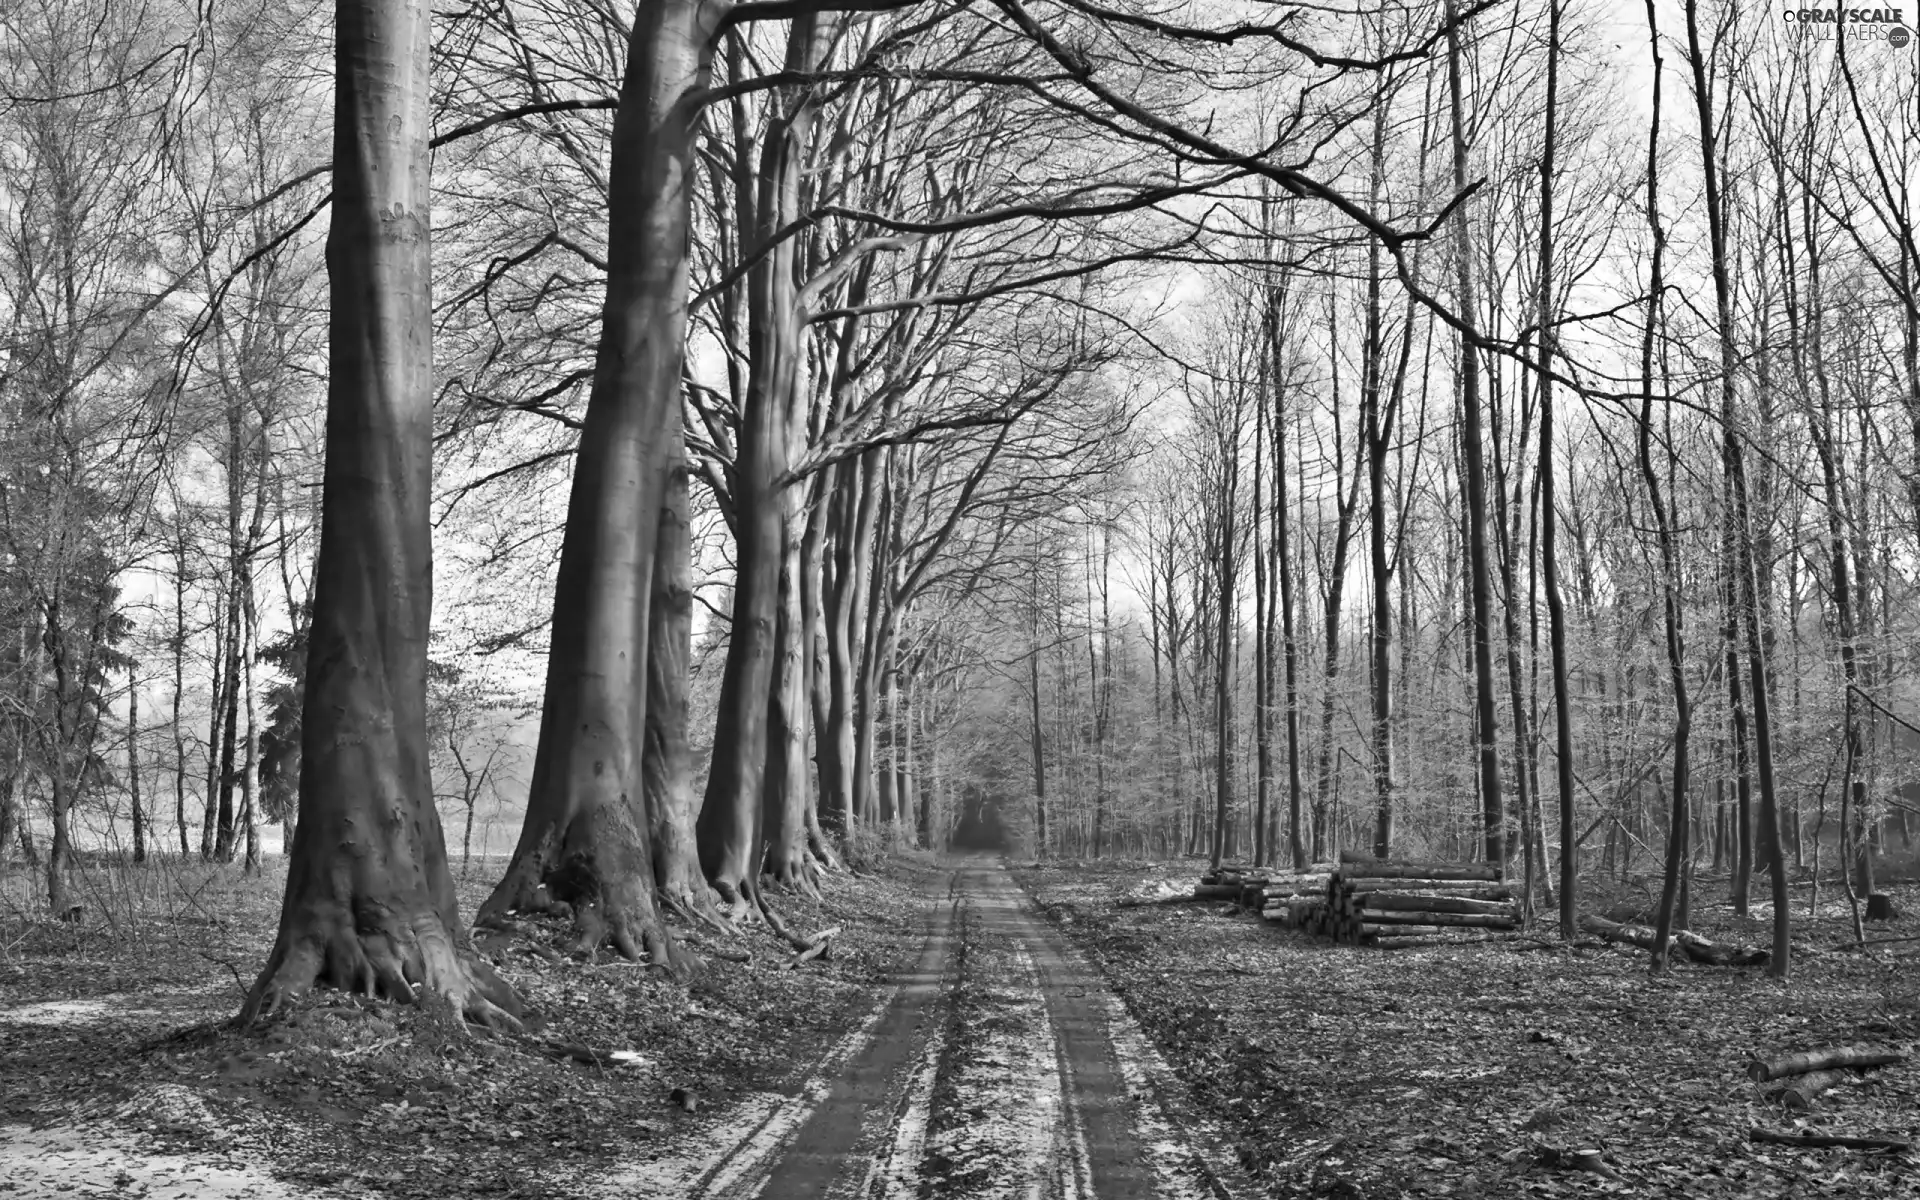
top-left (630, 859), bottom-right (1241, 1200)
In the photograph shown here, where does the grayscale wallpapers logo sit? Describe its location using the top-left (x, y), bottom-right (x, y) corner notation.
top-left (1781, 7), bottom-right (1914, 44)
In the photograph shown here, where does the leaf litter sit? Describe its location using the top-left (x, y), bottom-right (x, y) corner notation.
top-left (1016, 860), bottom-right (1919, 1199)
top-left (2, 860), bottom-right (939, 1199)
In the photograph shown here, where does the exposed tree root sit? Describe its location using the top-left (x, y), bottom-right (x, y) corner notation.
top-left (662, 884), bottom-right (738, 936)
top-left (763, 855), bottom-right (823, 901)
top-left (242, 912), bottom-right (522, 1032)
top-left (756, 893), bottom-right (840, 967)
top-left (711, 879), bottom-right (755, 924)
top-left (806, 823), bottom-right (843, 873)
top-left (479, 839), bottom-right (701, 975)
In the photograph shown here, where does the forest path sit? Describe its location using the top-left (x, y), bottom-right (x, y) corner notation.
top-left (647, 858), bottom-right (1241, 1200)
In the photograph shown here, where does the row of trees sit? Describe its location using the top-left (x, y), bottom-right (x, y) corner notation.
top-left (966, 4), bottom-right (1920, 982)
top-left (4, 0), bottom-right (1914, 1012)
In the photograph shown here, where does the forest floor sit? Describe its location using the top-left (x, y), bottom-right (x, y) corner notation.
top-left (3, 854), bottom-right (1916, 1199)
top-left (0, 854), bottom-right (1254, 1199)
top-left (0, 855), bottom-right (942, 1199)
top-left (1018, 858), bottom-right (1920, 1198)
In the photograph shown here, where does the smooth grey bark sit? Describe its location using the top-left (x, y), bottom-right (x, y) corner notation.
top-left (699, 13), bottom-right (828, 905)
top-left (480, 0), bottom-right (717, 966)
top-left (246, 0), bottom-right (518, 1025)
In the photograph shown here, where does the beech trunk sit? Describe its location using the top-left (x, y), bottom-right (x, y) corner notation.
top-left (645, 440), bottom-right (713, 920)
top-left (480, 0), bottom-right (717, 964)
top-left (699, 12), bottom-right (825, 904)
top-left (244, 0), bottom-right (518, 1025)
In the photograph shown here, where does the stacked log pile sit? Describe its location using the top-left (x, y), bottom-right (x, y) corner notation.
top-left (1195, 865), bottom-right (1269, 905)
top-left (1261, 853), bottom-right (1518, 947)
top-left (1195, 863), bottom-right (1339, 906)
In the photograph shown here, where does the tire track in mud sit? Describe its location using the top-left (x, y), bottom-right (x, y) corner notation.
top-left (627, 860), bottom-right (1242, 1200)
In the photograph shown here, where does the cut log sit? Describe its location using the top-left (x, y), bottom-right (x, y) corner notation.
top-left (1763, 1068), bottom-right (1850, 1110)
top-left (1673, 929), bottom-right (1770, 968)
top-left (1748, 1043), bottom-right (1908, 1083)
top-left (1341, 881), bottom-right (1516, 899)
top-left (1371, 931), bottom-right (1530, 950)
top-left (1118, 892), bottom-right (1209, 908)
top-left (1357, 909), bottom-right (1517, 929)
top-left (1260, 873), bottom-right (1333, 894)
top-left (1334, 860), bottom-right (1499, 881)
top-left (1866, 893), bottom-right (1899, 921)
top-left (1193, 883), bottom-right (1242, 900)
top-left (1359, 922), bottom-right (1453, 937)
top-left (1339, 851), bottom-right (1495, 872)
top-left (1200, 865), bottom-right (1266, 886)
top-left (1749, 1127), bottom-right (1910, 1153)
top-left (1580, 914), bottom-right (1770, 967)
top-left (1352, 893), bottom-right (1519, 917)
top-left (1263, 865), bottom-right (1337, 881)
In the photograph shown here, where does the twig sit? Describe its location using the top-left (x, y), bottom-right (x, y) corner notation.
top-left (197, 949), bottom-right (248, 999)
top-left (334, 1035), bottom-right (403, 1060)
top-left (1750, 1127), bottom-right (1910, 1153)
top-left (789, 938), bottom-right (833, 968)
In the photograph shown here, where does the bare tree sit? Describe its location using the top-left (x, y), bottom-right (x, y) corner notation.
top-left (245, 0), bottom-right (519, 1024)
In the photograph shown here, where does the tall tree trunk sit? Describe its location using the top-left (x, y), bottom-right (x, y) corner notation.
top-left (1640, 0), bottom-right (1692, 972)
top-left (201, 591), bottom-right (225, 860)
top-left (1269, 292), bottom-right (1307, 869)
top-left (1210, 438), bottom-right (1236, 873)
top-left (214, 397), bottom-right (249, 864)
top-left (1252, 409), bottom-right (1271, 869)
top-left (1796, 131), bottom-right (1868, 937)
top-left (895, 666), bottom-right (916, 848)
top-left (47, 704), bottom-right (73, 912)
top-left (1540, 0), bottom-right (1575, 938)
top-left (214, 598), bottom-right (242, 863)
top-left (1312, 293), bottom-right (1363, 862)
top-left (1363, 103), bottom-right (1398, 861)
top-left (821, 460), bottom-right (861, 833)
top-left (1684, 0), bottom-right (1789, 977)
top-left (847, 453), bottom-right (885, 826)
top-left (1092, 525), bottom-right (1113, 860)
top-left (802, 469), bottom-right (841, 838)
top-left (1725, 561), bottom-right (1753, 915)
top-left (644, 440), bottom-right (715, 920)
top-left (1446, 0), bottom-right (1506, 866)
top-left (129, 665), bottom-right (145, 864)
top-left (760, 518), bottom-right (815, 890)
top-left (475, 0), bottom-right (716, 967)
top-left (172, 540), bottom-right (190, 857)
top-left (241, 588), bottom-right (262, 875)
top-left (246, 0), bottom-right (521, 1024)
top-left (1029, 554), bottom-right (1048, 857)
top-left (699, 12), bottom-right (825, 907)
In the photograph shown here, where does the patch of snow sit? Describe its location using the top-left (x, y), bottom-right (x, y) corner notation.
top-left (872, 1018), bottom-right (945, 1200)
top-left (2, 997), bottom-right (130, 1026)
top-left (1101, 991), bottom-right (1243, 1200)
top-left (114, 1083), bottom-right (230, 1142)
top-left (591, 975), bottom-right (901, 1199)
top-left (2, 984), bottom-right (226, 1030)
top-left (0, 1122), bottom-right (311, 1199)
top-left (917, 906), bottom-right (1068, 1200)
